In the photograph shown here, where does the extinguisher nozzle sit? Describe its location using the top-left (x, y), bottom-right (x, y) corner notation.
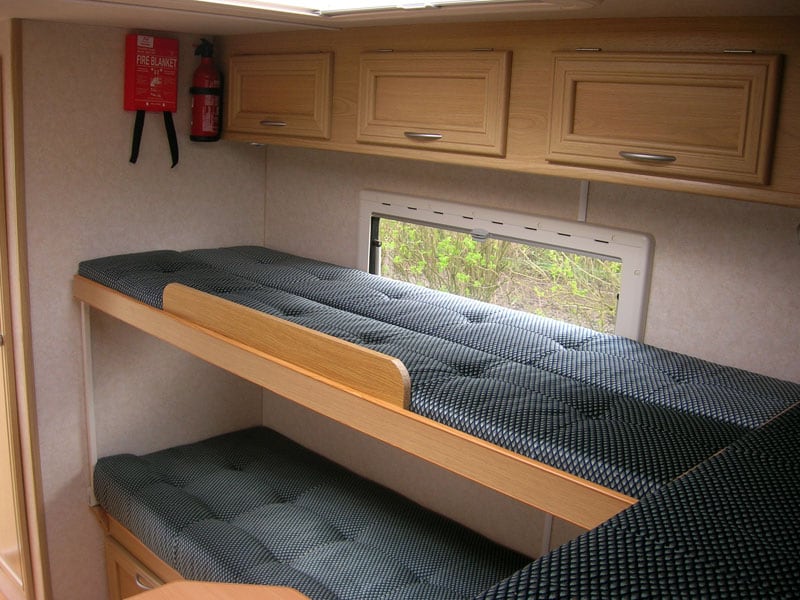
top-left (195, 38), bottom-right (214, 58)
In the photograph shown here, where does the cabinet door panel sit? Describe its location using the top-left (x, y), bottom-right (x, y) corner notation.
top-left (358, 51), bottom-right (511, 156)
top-left (571, 80), bottom-right (744, 148)
top-left (547, 52), bottom-right (782, 185)
top-left (227, 53), bottom-right (333, 139)
top-left (239, 74), bottom-right (318, 115)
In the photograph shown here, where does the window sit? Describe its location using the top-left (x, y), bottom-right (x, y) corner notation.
top-left (375, 218), bottom-right (622, 334)
top-left (358, 191), bottom-right (653, 340)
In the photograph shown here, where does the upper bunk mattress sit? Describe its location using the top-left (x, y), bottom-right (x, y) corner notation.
top-left (79, 246), bottom-right (800, 498)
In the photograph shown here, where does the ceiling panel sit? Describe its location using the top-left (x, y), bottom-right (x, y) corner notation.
top-left (1, 0), bottom-right (799, 35)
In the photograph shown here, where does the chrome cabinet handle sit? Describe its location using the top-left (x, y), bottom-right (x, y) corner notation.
top-left (134, 573), bottom-right (155, 591)
top-left (259, 120), bottom-right (288, 127)
top-left (404, 132), bottom-right (443, 141)
top-left (619, 151), bottom-right (677, 163)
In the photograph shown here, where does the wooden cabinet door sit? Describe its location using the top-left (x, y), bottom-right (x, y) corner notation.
top-left (547, 52), bottom-right (782, 185)
top-left (105, 538), bottom-right (165, 599)
top-left (226, 53), bottom-right (333, 140)
top-left (357, 51), bottom-right (511, 157)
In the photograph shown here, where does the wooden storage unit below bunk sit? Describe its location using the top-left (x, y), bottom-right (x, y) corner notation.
top-left (105, 538), bottom-right (165, 599)
top-left (96, 509), bottom-right (182, 599)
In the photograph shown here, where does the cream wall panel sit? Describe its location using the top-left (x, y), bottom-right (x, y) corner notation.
top-left (588, 183), bottom-right (800, 382)
top-left (19, 20), bottom-right (266, 600)
top-left (264, 146), bottom-right (582, 267)
top-left (263, 145), bottom-right (800, 384)
top-left (92, 315), bottom-right (264, 458)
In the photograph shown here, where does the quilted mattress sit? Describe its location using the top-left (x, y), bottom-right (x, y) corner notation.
top-left (79, 246), bottom-right (800, 498)
top-left (477, 401), bottom-right (800, 599)
top-left (94, 427), bottom-right (528, 599)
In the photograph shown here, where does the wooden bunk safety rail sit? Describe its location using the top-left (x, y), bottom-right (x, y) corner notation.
top-left (74, 275), bottom-right (637, 530)
top-left (163, 283), bottom-right (411, 409)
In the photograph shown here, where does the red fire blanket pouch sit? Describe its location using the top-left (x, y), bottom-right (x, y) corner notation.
top-left (124, 34), bottom-right (179, 168)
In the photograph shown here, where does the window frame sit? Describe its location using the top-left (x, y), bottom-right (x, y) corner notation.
top-left (358, 190), bottom-right (653, 340)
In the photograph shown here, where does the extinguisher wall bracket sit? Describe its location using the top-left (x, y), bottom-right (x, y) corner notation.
top-left (189, 86), bottom-right (222, 96)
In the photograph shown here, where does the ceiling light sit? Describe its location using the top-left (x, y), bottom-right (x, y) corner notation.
top-left (190, 0), bottom-right (601, 17)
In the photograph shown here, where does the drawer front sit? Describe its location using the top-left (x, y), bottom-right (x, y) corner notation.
top-left (227, 53), bottom-right (333, 139)
top-left (547, 52), bottom-right (782, 184)
top-left (357, 51), bottom-right (511, 157)
top-left (105, 538), bottom-right (164, 599)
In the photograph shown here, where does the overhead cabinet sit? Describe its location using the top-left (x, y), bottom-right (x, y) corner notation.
top-left (226, 53), bottom-right (333, 140)
top-left (220, 19), bottom-right (800, 207)
top-left (547, 52), bottom-right (783, 185)
top-left (357, 50), bottom-right (512, 157)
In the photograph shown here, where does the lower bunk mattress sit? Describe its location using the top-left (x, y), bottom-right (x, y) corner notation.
top-left (79, 246), bottom-right (800, 499)
top-left (94, 427), bottom-right (528, 600)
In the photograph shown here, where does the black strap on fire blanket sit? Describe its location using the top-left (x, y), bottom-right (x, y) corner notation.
top-left (129, 110), bottom-right (145, 165)
top-left (163, 112), bottom-right (179, 168)
top-left (129, 110), bottom-right (179, 168)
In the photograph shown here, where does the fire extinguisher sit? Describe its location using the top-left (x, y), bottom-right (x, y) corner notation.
top-left (190, 39), bottom-right (222, 142)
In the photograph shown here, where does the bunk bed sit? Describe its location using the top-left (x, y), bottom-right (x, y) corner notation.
top-left (75, 245), bottom-right (800, 598)
top-left (75, 246), bottom-right (800, 525)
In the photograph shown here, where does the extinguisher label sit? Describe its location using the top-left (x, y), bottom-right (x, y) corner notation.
top-left (203, 97), bottom-right (219, 132)
top-left (124, 34), bottom-right (178, 113)
top-left (192, 96), bottom-right (220, 135)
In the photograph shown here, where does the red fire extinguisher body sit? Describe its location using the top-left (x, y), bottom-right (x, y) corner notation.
top-left (190, 40), bottom-right (222, 142)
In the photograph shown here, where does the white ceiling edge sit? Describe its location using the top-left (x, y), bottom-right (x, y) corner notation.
top-left (1, 0), bottom-right (799, 35)
top-left (93, 0), bottom-right (602, 20)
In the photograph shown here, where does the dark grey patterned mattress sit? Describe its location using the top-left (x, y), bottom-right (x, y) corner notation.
top-left (477, 401), bottom-right (800, 599)
top-left (79, 246), bottom-right (800, 498)
top-left (94, 427), bottom-right (528, 599)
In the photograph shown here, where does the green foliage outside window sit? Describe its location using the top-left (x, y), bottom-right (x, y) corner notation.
top-left (379, 219), bottom-right (622, 334)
